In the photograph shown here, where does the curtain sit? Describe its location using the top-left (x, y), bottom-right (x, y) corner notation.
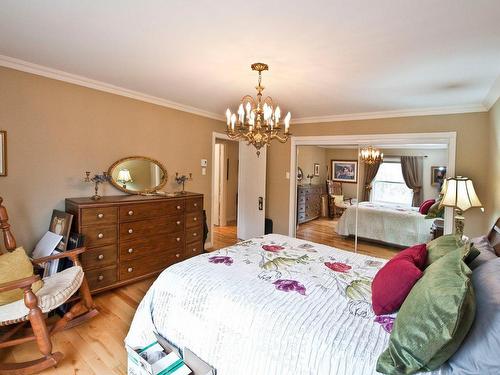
top-left (362, 162), bottom-right (381, 201)
top-left (401, 156), bottom-right (423, 207)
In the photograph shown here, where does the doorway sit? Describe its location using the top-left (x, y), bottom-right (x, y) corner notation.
top-left (212, 137), bottom-right (239, 250)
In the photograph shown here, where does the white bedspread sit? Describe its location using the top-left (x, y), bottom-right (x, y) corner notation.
top-left (126, 234), bottom-right (445, 375)
top-left (336, 202), bottom-right (434, 247)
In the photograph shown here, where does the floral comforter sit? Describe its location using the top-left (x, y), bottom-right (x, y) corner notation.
top-left (125, 234), bottom-right (444, 375)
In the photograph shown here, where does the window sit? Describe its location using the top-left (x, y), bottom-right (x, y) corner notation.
top-left (371, 161), bottom-right (413, 206)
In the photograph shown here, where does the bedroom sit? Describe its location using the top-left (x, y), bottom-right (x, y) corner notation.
top-left (0, 1), bottom-right (499, 375)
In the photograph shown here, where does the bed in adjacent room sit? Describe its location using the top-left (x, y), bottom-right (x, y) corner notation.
top-left (336, 201), bottom-right (434, 247)
top-left (125, 234), bottom-right (447, 375)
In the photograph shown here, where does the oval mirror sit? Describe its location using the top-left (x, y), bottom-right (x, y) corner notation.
top-left (108, 156), bottom-right (167, 194)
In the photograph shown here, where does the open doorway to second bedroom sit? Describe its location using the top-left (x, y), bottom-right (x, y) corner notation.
top-left (212, 138), bottom-right (239, 250)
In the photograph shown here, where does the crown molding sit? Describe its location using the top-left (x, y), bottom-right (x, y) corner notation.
top-left (0, 55), bottom-right (225, 121)
top-left (0, 54), bottom-right (493, 124)
top-left (292, 104), bottom-right (488, 124)
top-left (483, 75), bottom-right (500, 110)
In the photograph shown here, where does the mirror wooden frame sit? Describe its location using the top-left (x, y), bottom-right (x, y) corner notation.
top-left (108, 155), bottom-right (168, 195)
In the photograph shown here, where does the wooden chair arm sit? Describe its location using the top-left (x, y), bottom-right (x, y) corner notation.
top-left (0, 275), bottom-right (41, 293)
top-left (32, 247), bottom-right (86, 265)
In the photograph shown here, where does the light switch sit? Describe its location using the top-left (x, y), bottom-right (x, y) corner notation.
top-left (202, 167), bottom-right (207, 176)
top-left (286, 171), bottom-right (290, 179)
top-left (201, 159), bottom-right (208, 167)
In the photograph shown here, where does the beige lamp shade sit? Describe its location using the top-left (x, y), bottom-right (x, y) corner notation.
top-left (117, 169), bottom-right (133, 184)
top-left (441, 176), bottom-right (482, 211)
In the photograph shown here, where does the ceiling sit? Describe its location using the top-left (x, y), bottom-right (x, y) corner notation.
top-left (1, 0), bottom-right (499, 122)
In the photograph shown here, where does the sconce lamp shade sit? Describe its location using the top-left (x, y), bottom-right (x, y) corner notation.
top-left (117, 169), bottom-right (133, 184)
top-left (441, 176), bottom-right (482, 212)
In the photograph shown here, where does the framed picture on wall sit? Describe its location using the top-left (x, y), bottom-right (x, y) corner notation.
top-left (431, 166), bottom-right (447, 186)
top-left (0, 130), bottom-right (6, 176)
top-left (331, 160), bottom-right (358, 183)
top-left (313, 163), bottom-right (320, 176)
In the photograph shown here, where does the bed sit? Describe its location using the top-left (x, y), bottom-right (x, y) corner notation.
top-left (125, 234), bottom-right (446, 375)
top-left (336, 202), bottom-right (434, 247)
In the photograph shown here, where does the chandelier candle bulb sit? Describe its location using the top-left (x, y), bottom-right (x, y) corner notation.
top-left (226, 108), bottom-right (231, 126)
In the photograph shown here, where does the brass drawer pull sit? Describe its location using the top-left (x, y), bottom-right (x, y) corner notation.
top-left (128, 210), bottom-right (134, 216)
top-left (192, 248), bottom-right (197, 252)
top-left (175, 253), bottom-right (180, 258)
top-left (176, 237), bottom-right (181, 242)
top-left (128, 229), bottom-right (133, 234)
top-left (193, 217), bottom-right (198, 221)
top-left (98, 254), bottom-right (104, 260)
top-left (193, 232), bottom-right (197, 237)
top-left (97, 233), bottom-right (104, 239)
top-left (128, 248), bottom-right (134, 254)
top-left (176, 205), bottom-right (181, 210)
top-left (176, 221), bottom-right (181, 225)
top-left (127, 267), bottom-right (133, 273)
top-left (98, 275), bottom-right (104, 281)
top-left (194, 203), bottom-right (198, 207)
top-left (97, 213), bottom-right (104, 219)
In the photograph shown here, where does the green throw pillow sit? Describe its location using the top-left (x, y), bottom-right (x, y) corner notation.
top-left (425, 199), bottom-right (444, 219)
top-left (426, 234), bottom-right (479, 266)
top-left (376, 249), bottom-right (475, 375)
top-left (426, 234), bottom-right (464, 265)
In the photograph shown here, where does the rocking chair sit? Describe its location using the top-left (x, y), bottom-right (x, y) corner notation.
top-left (0, 198), bottom-right (98, 374)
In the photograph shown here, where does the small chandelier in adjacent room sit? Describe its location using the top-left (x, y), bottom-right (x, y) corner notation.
top-left (359, 146), bottom-right (383, 164)
top-left (225, 63), bottom-right (291, 155)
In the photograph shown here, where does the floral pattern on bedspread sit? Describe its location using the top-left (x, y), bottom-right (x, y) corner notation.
top-left (207, 237), bottom-right (384, 318)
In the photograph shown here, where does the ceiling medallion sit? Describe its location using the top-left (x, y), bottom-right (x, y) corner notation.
top-left (225, 63), bottom-right (291, 155)
top-left (360, 146), bottom-right (383, 164)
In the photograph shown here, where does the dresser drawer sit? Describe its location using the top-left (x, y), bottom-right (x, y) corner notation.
top-left (185, 211), bottom-right (202, 228)
top-left (185, 241), bottom-right (203, 257)
top-left (120, 254), bottom-right (178, 281)
top-left (81, 207), bottom-right (118, 226)
top-left (81, 244), bottom-right (117, 269)
top-left (120, 215), bottom-right (184, 240)
top-left (82, 225), bottom-right (117, 247)
top-left (185, 197), bottom-right (203, 213)
top-left (120, 233), bottom-right (184, 261)
top-left (119, 200), bottom-right (185, 222)
top-left (186, 225), bottom-right (203, 244)
top-left (86, 266), bottom-right (117, 291)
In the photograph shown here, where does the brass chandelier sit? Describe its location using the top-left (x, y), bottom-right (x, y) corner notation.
top-left (225, 63), bottom-right (291, 155)
top-left (360, 146), bottom-right (383, 164)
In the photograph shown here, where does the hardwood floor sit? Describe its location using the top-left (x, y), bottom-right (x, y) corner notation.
top-left (211, 222), bottom-right (238, 250)
top-left (297, 217), bottom-right (400, 260)
top-left (0, 278), bottom-right (154, 375)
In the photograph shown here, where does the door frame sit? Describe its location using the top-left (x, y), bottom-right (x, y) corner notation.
top-left (288, 132), bottom-right (457, 237)
top-left (211, 132), bottom-right (233, 247)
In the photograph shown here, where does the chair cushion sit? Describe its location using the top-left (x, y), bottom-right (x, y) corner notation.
top-left (371, 244), bottom-right (427, 315)
top-left (0, 266), bottom-right (83, 325)
top-left (0, 247), bottom-right (43, 306)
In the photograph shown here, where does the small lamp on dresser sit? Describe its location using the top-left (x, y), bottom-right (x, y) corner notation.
top-left (441, 176), bottom-right (483, 236)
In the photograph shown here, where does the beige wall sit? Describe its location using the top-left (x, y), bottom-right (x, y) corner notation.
top-left (0, 67), bottom-right (225, 251)
top-left (266, 112), bottom-right (491, 237)
top-left (488, 98), bottom-right (500, 228)
top-left (297, 146), bottom-right (327, 185)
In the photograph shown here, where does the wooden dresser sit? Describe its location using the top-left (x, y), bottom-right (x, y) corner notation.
top-left (65, 193), bottom-right (204, 293)
top-left (297, 185), bottom-right (324, 224)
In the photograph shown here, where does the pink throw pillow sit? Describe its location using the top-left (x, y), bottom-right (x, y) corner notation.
top-left (371, 244), bottom-right (427, 315)
top-left (419, 199), bottom-right (436, 214)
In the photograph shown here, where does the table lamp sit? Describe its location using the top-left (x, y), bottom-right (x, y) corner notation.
top-left (441, 176), bottom-right (482, 235)
top-left (117, 169), bottom-right (133, 189)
